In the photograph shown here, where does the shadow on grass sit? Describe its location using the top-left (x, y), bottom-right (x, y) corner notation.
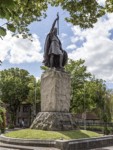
top-left (58, 130), bottom-right (91, 139)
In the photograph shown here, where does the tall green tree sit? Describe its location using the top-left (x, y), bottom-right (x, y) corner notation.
top-left (0, 68), bottom-right (32, 125)
top-left (105, 89), bottom-right (113, 121)
top-left (87, 78), bottom-right (111, 123)
top-left (0, 100), bottom-right (6, 133)
top-left (65, 59), bottom-right (91, 113)
top-left (65, 59), bottom-right (111, 124)
top-left (27, 77), bottom-right (41, 115)
top-left (0, 100), bottom-right (4, 124)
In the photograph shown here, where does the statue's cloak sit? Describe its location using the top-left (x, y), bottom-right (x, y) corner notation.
top-left (43, 33), bottom-right (63, 67)
top-left (43, 33), bottom-right (68, 68)
top-left (43, 34), bottom-right (51, 67)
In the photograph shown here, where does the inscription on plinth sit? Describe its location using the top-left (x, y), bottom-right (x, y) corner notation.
top-left (41, 70), bottom-right (71, 112)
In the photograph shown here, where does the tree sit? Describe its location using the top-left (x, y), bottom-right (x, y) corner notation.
top-left (0, 68), bottom-right (33, 125)
top-left (65, 59), bottom-right (111, 124)
top-left (88, 78), bottom-right (111, 123)
top-left (0, 0), bottom-right (112, 38)
top-left (106, 0), bottom-right (113, 13)
top-left (106, 89), bottom-right (113, 120)
top-left (27, 77), bottom-right (41, 115)
top-left (0, 100), bottom-right (4, 123)
top-left (0, 100), bottom-right (6, 133)
top-left (51, 0), bottom-right (105, 28)
top-left (0, 0), bottom-right (48, 39)
top-left (65, 59), bottom-right (91, 113)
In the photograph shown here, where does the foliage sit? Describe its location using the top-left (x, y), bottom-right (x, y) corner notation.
top-left (85, 77), bottom-right (111, 123)
top-left (0, 0), bottom-right (113, 38)
top-left (50, 0), bottom-right (105, 28)
top-left (8, 124), bottom-right (15, 129)
top-left (0, 68), bottom-right (33, 125)
top-left (0, 103), bottom-right (6, 133)
top-left (5, 129), bottom-right (102, 139)
top-left (65, 59), bottom-right (111, 124)
top-left (40, 66), bottom-right (49, 71)
top-left (65, 59), bottom-right (91, 113)
top-left (27, 77), bottom-right (41, 105)
top-left (80, 125), bottom-right (112, 135)
top-left (0, 0), bottom-right (48, 39)
top-left (0, 100), bottom-right (5, 124)
top-left (0, 107), bottom-right (4, 124)
top-left (107, 89), bottom-right (113, 120)
top-left (106, 0), bottom-right (113, 13)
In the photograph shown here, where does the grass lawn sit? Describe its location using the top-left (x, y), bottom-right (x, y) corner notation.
top-left (4, 129), bottom-right (102, 140)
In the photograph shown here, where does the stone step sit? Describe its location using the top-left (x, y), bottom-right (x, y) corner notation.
top-left (0, 142), bottom-right (60, 150)
top-left (0, 142), bottom-right (33, 150)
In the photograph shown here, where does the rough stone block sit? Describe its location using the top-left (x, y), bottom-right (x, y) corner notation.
top-left (30, 112), bottom-right (77, 131)
top-left (41, 70), bottom-right (71, 112)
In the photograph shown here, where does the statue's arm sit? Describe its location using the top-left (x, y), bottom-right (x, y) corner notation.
top-left (50, 15), bottom-right (59, 33)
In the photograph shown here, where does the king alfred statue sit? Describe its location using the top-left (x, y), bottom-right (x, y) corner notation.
top-left (43, 14), bottom-right (68, 70)
top-left (30, 14), bottom-right (76, 131)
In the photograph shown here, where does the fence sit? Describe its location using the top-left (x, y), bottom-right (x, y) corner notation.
top-left (76, 121), bottom-right (113, 134)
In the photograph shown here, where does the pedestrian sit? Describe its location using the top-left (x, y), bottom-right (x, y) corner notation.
top-left (20, 119), bottom-right (24, 128)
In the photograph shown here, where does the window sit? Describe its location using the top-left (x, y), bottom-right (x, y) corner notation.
top-left (23, 105), bottom-right (29, 112)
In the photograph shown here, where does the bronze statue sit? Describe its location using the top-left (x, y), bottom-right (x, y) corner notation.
top-left (43, 14), bottom-right (68, 70)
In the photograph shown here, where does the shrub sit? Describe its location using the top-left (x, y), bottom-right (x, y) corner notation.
top-left (0, 109), bottom-right (6, 133)
top-left (8, 124), bottom-right (15, 129)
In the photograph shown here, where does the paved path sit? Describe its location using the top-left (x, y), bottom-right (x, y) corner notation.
top-left (91, 146), bottom-right (113, 150)
top-left (0, 142), bottom-right (60, 150)
top-left (0, 143), bottom-right (113, 150)
top-left (0, 148), bottom-right (18, 150)
top-left (0, 147), bottom-right (59, 150)
top-left (0, 148), bottom-right (19, 150)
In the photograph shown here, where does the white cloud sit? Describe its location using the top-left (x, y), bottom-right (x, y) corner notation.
top-left (97, 0), bottom-right (105, 6)
top-left (60, 33), bottom-right (68, 44)
top-left (66, 44), bottom-right (76, 50)
top-left (61, 33), bottom-right (67, 38)
top-left (0, 32), bottom-right (43, 64)
top-left (36, 76), bottom-right (40, 81)
top-left (68, 13), bottom-right (113, 82)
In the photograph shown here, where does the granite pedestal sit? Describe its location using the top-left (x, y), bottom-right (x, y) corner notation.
top-left (30, 69), bottom-right (76, 130)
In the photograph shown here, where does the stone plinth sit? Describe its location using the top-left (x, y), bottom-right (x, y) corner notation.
top-left (30, 112), bottom-right (76, 131)
top-left (41, 70), bottom-right (71, 112)
top-left (30, 69), bottom-right (77, 131)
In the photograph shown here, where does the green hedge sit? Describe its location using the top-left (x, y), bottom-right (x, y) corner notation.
top-left (80, 125), bottom-right (113, 135)
top-left (0, 108), bottom-right (6, 133)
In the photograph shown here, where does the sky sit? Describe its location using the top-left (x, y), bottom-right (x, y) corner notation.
top-left (0, 0), bottom-right (113, 89)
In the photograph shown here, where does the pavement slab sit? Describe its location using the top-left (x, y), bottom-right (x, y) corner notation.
top-left (91, 146), bottom-right (113, 150)
top-left (0, 142), bottom-right (60, 150)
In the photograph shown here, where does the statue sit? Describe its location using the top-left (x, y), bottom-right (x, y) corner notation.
top-left (43, 14), bottom-right (68, 70)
